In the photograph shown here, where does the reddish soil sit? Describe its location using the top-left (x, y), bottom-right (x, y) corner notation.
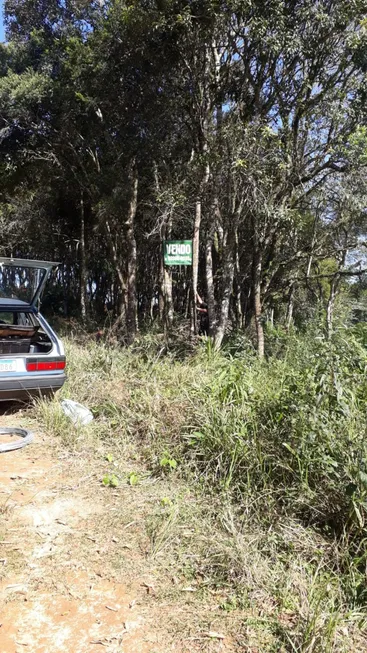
top-left (0, 415), bottom-right (165, 653)
top-left (0, 413), bottom-right (231, 653)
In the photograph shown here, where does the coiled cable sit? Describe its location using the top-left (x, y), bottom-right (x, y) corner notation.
top-left (0, 427), bottom-right (34, 453)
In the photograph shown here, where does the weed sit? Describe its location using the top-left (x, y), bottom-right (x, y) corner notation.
top-left (102, 473), bottom-right (119, 488)
top-left (128, 471), bottom-right (139, 486)
top-left (160, 453), bottom-right (178, 472)
top-left (31, 330), bottom-right (367, 650)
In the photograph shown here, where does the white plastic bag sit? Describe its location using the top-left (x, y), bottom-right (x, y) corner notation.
top-left (61, 399), bottom-right (94, 426)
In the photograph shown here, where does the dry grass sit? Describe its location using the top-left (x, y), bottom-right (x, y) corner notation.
top-left (28, 336), bottom-right (367, 652)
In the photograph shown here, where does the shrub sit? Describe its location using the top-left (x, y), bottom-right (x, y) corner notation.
top-left (188, 330), bottom-right (367, 548)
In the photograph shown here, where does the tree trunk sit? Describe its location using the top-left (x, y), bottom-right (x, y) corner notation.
top-left (286, 282), bottom-right (295, 331)
top-left (184, 281), bottom-right (191, 319)
top-left (234, 231), bottom-right (243, 329)
top-left (243, 286), bottom-right (251, 327)
top-left (326, 246), bottom-right (347, 339)
top-left (205, 222), bottom-right (217, 337)
top-left (159, 245), bottom-right (165, 322)
top-left (214, 225), bottom-right (237, 349)
top-left (191, 198), bottom-right (202, 334)
top-left (154, 164), bottom-right (165, 324)
top-left (105, 221), bottom-right (127, 321)
top-left (79, 191), bottom-right (87, 323)
top-left (163, 267), bottom-right (173, 328)
top-left (63, 265), bottom-right (70, 318)
top-left (326, 274), bottom-right (340, 339)
top-left (160, 218), bottom-right (173, 329)
top-left (268, 308), bottom-right (274, 328)
top-left (253, 249), bottom-right (265, 358)
top-left (126, 163), bottom-right (138, 344)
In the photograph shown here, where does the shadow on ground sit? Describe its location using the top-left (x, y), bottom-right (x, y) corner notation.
top-left (0, 401), bottom-right (29, 417)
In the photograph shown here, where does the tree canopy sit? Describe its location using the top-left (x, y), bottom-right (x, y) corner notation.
top-left (1, 0), bottom-right (367, 351)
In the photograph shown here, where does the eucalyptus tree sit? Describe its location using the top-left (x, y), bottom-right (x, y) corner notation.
top-left (1, 0), bottom-right (366, 350)
top-left (209, 0), bottom-right (367, 353)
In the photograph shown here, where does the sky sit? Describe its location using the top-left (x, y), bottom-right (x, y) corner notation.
top-left (0, 0), bottom-right (4, 42)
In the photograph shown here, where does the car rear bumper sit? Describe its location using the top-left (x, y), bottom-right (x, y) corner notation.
top-left (0, 374), bottom-right (66, 402)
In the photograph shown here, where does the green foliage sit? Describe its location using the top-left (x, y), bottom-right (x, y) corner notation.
top-left (189, 330), bottom-right (367, 541)
top-left (102, 473), bottom-right (119, 487)
top-left (160, 453), bottom-right (178, 472)
top-left (128, 471), bottom-right (139, 486)
top-left (1, 0), bottom-right (367, 347)
top-left (347, 126), bottom-right (367, 165)
top-left (353, 322), bottom-right (367, 348)
top-left (0, 68), bottom-right (51, 120)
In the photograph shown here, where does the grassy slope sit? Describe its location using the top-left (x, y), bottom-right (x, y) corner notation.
top-left (33, 330), bottom-right (367, 652)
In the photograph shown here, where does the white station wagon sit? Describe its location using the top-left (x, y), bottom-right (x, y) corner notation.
top-left (0, 258), bottom-right (66, 402)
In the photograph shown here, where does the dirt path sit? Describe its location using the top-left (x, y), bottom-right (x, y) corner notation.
top-left (0, 413), bottom-right (169, 653)
top-left (0, 412), bottom-right (233, 653)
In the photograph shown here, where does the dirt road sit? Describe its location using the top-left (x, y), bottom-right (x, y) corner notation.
top-left (0, 412), bottom-right (169, 653)
top-left (0, 410), bottom-right (232, 653)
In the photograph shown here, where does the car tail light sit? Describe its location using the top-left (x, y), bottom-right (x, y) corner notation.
top-left (26, 357), bottom-right (66, 372)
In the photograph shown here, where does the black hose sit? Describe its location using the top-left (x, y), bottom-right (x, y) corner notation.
top-left (0, 427), bottom-right (34, 453)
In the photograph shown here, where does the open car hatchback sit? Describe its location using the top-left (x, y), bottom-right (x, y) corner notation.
top-left (0, 258), bottom-right (66, 402)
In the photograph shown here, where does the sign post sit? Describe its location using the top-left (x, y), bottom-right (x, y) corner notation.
top-left (163, 240), bottom-right (193, 266)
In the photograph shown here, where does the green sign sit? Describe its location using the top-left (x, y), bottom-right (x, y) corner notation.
top-left (163, 240), bottom-right (192, 266)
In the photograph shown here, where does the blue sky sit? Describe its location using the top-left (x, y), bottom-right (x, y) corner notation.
top-left (0, 0), bottom-right (4, 42)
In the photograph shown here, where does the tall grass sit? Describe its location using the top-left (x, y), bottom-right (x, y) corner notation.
top-left (190, 332), bottom-right (367, 541)
top-left (33, 325), bottom-right (367, 650)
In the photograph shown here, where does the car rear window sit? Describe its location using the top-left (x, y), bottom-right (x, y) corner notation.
top-left (0, 265), bottom-right (45, 304)
top-left (0, 312), bottom-right (35, 326)
top-left (0, 312), bottom-right (14, 324)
